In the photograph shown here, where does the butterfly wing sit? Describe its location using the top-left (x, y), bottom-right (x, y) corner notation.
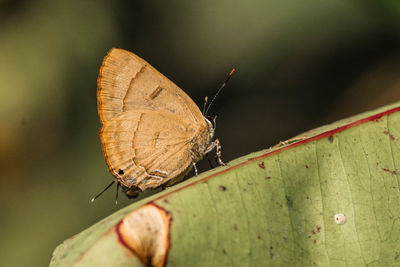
top-left (97, 48), bottom-right (205, 126)
top-left (100, 109), bottom-right (202, 191)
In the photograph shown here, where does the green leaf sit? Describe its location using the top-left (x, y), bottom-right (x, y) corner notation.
top-left (50, 102), bottom-right (400, 266)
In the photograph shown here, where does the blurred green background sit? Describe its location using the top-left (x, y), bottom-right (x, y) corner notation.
top-left (1, 0), bottom-right (400, 266)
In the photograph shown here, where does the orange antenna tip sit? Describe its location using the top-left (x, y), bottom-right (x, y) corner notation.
top-left (204, 67), bottom-right (236, 115)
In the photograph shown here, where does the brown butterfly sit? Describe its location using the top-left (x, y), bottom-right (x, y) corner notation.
top-left (92, 48), bottom-right (230, 201)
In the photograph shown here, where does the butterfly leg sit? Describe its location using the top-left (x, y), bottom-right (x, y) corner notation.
top-left (190, 151), bottom-right (199, 176)
top-left (214, 139), bottom-right (225, 166)
top-left (192, 161), bottom-right (199, 176)
top-left (205, 138), bottom-right (225, 166)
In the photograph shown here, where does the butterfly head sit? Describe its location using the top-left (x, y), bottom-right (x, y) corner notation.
top-left (121, 185), bottom-right (139, 198)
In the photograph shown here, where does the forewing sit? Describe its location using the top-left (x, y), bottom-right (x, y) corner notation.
top-left (100, 110), bottom-right (199, 190)
top-left (97, 48), bottom-right (205, 126)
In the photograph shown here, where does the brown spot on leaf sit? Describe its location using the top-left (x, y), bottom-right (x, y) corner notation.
top-left (266, 176), bottom-right (271, 180)
top-left (383, 130), bottom-right (396, 141)
top-left (286, 196), bottom-right (293, 208)
top-left (312, 230), bottom-right (316, 235)
top-left (382, 167), bottom-right (400, 175)
top-left (258, 162), bottom-right (265, 169)
top-left (219, 185), bottom-right (227, 191)
top-left (328, 136), bottom-right (334, 143)
top-left (233, 224), bottom-right (238, 231)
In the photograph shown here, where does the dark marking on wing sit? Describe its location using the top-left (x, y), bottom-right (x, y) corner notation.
top-left (150, 170), bottom-right (168, 178)
top-left (149, 86), bottom-right (164, 99)
top-left (152, 131), bottom-right (160, 149)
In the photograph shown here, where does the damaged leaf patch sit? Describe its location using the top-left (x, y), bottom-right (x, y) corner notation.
top-left (117, 203), bottom-right (172, 267)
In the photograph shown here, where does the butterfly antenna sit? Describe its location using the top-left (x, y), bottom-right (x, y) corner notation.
top-left (202, 96), bottom-right (209, 114)
top-left (204, 68), bottom-right (236, 116)
top-left (115, 182), bottom-right (120, 205)
top-left (91, 180), bottom-right (116, 203)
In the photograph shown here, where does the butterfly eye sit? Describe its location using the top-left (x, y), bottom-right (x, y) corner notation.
top-left (212, 115), bottom-right (217, 128)
top-left (118, 169), bottom-right (125, 175)
top-left (205, 115), bottom-right (217, 129)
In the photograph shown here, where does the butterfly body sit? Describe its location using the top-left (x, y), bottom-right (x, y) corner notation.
top-left (97, 48), bottom-right (222, 197)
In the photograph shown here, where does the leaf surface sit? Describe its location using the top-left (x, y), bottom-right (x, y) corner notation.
top-left (50, 102), bottom-right (400, 266)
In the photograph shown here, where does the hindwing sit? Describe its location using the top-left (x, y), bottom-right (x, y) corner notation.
top-left (100, 109), bottom-right (202, 190)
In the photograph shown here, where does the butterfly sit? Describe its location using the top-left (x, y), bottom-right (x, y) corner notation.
top-left (93, 48), bottom-right (228, 201)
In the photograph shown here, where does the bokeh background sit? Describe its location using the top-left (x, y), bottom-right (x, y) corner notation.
top-left (1, 1), bottom-right (400, 266)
